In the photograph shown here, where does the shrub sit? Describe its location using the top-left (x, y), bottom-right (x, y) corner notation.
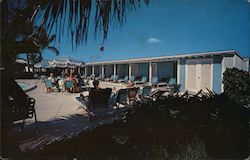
top-left (25, 91), bottom-right (249, 159)
top-left (222, 68), bottom-right (250, 96)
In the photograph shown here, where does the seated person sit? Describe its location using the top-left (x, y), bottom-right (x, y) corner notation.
top-left (80, 80), bottom-right (101, 107)
top-left (127, 80), bottom-right (135, 88)
top-left (64, 73), bottom-right (79, 92)
top-left (76, 74), bottom-right (85, 86)
top-left (48, 72), bottom-right (58, 88)
top-left (80, 79), bottom-right (100, 100)
top-left (65, 73), bottom-right (77, 84)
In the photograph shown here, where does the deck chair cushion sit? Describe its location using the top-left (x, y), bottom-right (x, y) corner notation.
top-left (89, 88), bottom-right (112, 108)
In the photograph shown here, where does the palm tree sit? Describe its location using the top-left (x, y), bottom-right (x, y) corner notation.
top-left (27, 26), bottom-right (59, 71)
top-left (2, 0), bottom-right (150, 50)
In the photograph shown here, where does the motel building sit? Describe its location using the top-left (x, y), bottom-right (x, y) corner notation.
top-left (83, 50), bottom-right (249, 94)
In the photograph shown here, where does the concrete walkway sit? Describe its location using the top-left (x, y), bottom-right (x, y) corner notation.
top-left (13, 79), bottom-right (126, 152)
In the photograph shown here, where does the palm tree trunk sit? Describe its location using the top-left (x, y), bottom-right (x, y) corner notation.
top-left (26, 53), bottom-right (30, 72)
top-left (39, 52), bottom-right (42, 61)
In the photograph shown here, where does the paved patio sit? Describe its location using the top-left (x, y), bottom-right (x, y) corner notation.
top-left (13, 79), bottom-right (127, 152)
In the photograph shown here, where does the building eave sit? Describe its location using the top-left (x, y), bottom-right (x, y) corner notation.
top-left (84, 50), bottom-right (240, 66)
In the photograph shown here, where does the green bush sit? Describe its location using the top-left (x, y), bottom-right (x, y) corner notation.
top-left (23, 91), bottom-right (249, 159)
top-left (222, 68), bottom-right (250, 96)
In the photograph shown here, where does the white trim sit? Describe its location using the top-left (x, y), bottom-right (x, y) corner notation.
top-left (113, 64), bottom-right (116, 76)
top-left (85, 50), bottom-right (241, 66)
top-left (211, 62), bottom-right (213, 91)
top-left (177, 59), bottom-right (181, 84)
top-left (92, 66), bottom-right (95, 75)
top-left (149, 62), bottom-right (152, 82)
top-left (128, 63), bottom-right (131, 79)
top-left (233, 54), bottom-right (236, 67)
top-left (101, 65), bottom-right (104, 76)
top-left (185, 61), bottom-right (188, 92)
top-left (197, 63), bottom-right (201, 91)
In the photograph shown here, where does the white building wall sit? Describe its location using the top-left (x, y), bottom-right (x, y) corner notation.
top-left (243, 58), bottom-right (249, 72)
top-left (234, 55), bottom-right (243, 70)
top-left (223, 56), bottom-right (234, 69)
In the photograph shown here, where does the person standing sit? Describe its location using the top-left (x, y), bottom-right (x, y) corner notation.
top-left (61, 69), bottom-right (65, 78)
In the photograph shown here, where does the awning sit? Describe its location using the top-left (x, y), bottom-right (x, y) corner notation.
top-left (34, 57), bottom-right (84, 68)
top-left (34, 60), bottom-right (53, 68)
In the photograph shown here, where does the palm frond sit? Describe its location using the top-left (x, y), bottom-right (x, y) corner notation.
top-left (2, 0), bottom-right (150, 50)
top-left (45, 46), bottom-right (59, 56)
top-left (33, 0), bottom-right (149, 48)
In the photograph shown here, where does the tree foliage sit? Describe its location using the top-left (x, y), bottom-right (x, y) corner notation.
top-left (21, 91), bottom-right (249, 159)
top-left (1, 0), bottom-right (150, 50)
top-left (222, 68), bottom-right (250, 96)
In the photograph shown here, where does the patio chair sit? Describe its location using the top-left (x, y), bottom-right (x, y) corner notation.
top-left (116, 87), bottom-right (139, 107)
top-left (134, 76), bottom-right (147, 85)
top-left (116, 89), bottom-right (129, 106)
top-left (87, 88), bottom-right (113, 119)
top-left (168, 77), bottom-right (176, 86)
top-left (140, 85), bottom-right (153, 97)
top-left (166, 78), bottom-right (180, 94)
top-left (127, 87), bottom-right (139, 105)
top-left (118, 76), bottom-right (128, 83)
top-left (169, 84), bottom-right (181, 94)
top-left (152, 76), bottom-right (159, 86)
top-left (129, 76), bottom-right (135, 82)
top-left (10, 97), bottom-right (37, 131)
top-left (6, 80), bottom-right (38, 131)
top-left (87, 74), bottom-right (95, 80)
top-left (105, 75), bottom-right (113, 81)
top-left (152, 76), bottom-right (167, 87)
top-left (44, 79), bottom-right (59, 93)
top-left (64, 80), bottom-right (74, 92)
top-left (33, 73), bottom-right (38, 79)
top-left (95, 74), bottom-right (105, 81)
top-left (81, 74), bottom-right (87, 79)
top-left (90, 74), bottom-right (95, 80)
top-left (100, 74), bottom-right (105, 81)
top-left (41, 75), bottom-right (48, 82)
top-left (113, 75), bottom-right (119, 82)
top-left (95, 74), bottom-right (101, 80)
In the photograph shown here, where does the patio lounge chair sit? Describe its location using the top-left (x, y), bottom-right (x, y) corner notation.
top-left (87, 74), bottom-right (95, 80)
top-left (104, 75), bottom-right (113, 81)
top-left (166, 78), bottom-right (181, 94)
top-left (118, 76), bottom-right (128, 83)
top-left (85, 88), bottom-right (114, 120)
top-left (140, 85), bottom-right (153, 97)
top-left (113, 75), bottom-right (119, 82)
top-left (95, 74), bottom-right (105, 81)
top-left (129, 76), bottom-right (135, 82)
top-left (116, 87), bottom-right (139, 107)
top-left (168, 77), bottom-right (176, 86)
top-left (151, 76), bottom-right (167, 87)
top-left (95, 74), bottom-right (101, 80)
top-left (64, 80), bottom-right (74, 92)
top-left (116, 89), bottom-right (129, 106)
top-left (81, 74), bottom-right (87, 79)
top-left (44, 79), bottom-right (59, 93)
top-left (134, 76), bottom-right (147, 85)
top-left (76, 88), bottom-right (127, 121)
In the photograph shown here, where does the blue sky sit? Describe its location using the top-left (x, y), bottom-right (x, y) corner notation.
top-left (40, 0), bottom-right (250, 62)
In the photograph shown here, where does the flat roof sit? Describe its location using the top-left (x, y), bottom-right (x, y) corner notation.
top-left (85, 50), bottom-right (242, 66)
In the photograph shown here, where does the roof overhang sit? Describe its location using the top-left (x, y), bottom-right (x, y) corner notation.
top-left (84, 50), bottom-right (241, 66)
